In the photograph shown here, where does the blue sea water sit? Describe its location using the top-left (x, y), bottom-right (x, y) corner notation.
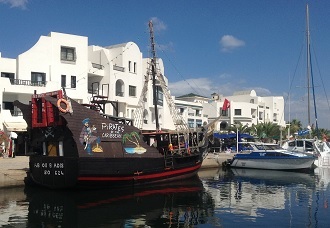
top-left (0, 167), bottom-right (329, 227)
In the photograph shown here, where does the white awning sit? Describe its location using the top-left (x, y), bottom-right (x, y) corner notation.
top-left (3, 121), bottom-right (27, 132)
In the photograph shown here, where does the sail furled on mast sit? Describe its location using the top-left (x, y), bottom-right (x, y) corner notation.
top-left (134, 20), bottom-right (190, 133)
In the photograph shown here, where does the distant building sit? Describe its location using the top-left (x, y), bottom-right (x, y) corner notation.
top-left (175, 93), bottom-right (209, 130)
top-left (203, 90), bottom-right (286, 131)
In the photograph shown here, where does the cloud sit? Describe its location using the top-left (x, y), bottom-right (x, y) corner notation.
top-left (250, 87), bottom-right (272, 96)
top-left (220, 35), bottom-right (245, 52)
top-left (168, 76), bottom-right (273, 98)
top-left (149, 17), bottom-right (167, 32)
top-left (0, 0), bottom-right (28, 9)
top-left (169, 78), bottom-right (214, 97)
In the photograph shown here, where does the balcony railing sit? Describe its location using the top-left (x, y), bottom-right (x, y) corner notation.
top-left (10, 79), bottom-right (46, 87)
top-left (92, 63), bottom-right (104, 70)
top-left (113, 65), bottom-right (125, 72)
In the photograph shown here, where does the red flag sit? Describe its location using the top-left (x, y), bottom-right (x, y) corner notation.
top-left (222, 99), bottom-right (230, 111)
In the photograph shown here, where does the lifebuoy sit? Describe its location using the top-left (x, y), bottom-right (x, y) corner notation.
top-left (57, 98), bottom-right (70, 113)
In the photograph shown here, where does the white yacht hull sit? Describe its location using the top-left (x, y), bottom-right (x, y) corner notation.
top-left (314, 154), bottom-right (330, 167)
top-left (230, 157), bottom-right (315, 170)
top-left (313, 141), bottom-right (330, 168)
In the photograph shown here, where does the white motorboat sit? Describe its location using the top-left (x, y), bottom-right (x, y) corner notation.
top-left (223, 142), bottom-right (316, 170)
top-left (313, 141), bottom-right (330, 168)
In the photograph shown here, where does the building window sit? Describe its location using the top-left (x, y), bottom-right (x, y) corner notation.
top-left (31, 72), bottom-right (46, 86)
top-left (196, 119), bottom-right (202, 127)
top-left (71, 76), bottom-right (76, 88)
top-left (188, 119), bottom-right (194, 128)
top-left (128, 61), bottom-right (131, 72)
top-left (134, 62), bottom-right (137, 73)
top-left (250, 99), bottom-right (254, 104)
top-left (61, 75), bottom-right (66, 87)
top-left (273, 113), bottom-right (277, 122)
top-left (220, 107), bottom-right (228, 116)
top-left (234, 109), bottom-right (241, 116)
top-left (61, 46), bottom-right (75, 61)
top-left (115, 80), bottom-right (124, 96)
top-left (129, 85), bottom-right (136, 97)
top-left (1, 72), bottom-right (15, 79)
top-left (156, 86), bottom-right (163, 106)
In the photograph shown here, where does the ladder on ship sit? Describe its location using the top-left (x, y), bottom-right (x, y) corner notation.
top-left (322, 156), bottom-right (330, 166)
top-left (83, 82), bottom-right (119, 116)
top-left (164, 155), bottom-right (174, 169)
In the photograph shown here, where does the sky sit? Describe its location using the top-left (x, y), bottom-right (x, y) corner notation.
top-left (1, 0), bottom-right (330, 130)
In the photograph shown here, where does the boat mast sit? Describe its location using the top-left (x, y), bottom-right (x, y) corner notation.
top-left (306, 4), bottom-right (319, 136)
top-left (306, 4), bottom-right (311, 127)
top-left (148, 21), bottom-right (160, 131)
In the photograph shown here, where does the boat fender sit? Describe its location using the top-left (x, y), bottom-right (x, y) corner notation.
top-left (57, 98), bottom-right (70, 113)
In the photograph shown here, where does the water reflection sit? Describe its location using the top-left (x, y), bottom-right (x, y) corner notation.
top-left (24, 176), bottom-right (214, 228)
top-left (200, 167), bottom-right (330, 227)
top-left (1, 168), bottom-right (330, 227)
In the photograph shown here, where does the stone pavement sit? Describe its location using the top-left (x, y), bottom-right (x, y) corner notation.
top-left (0, 156), bottom-right (29, 188)
top-left (201, 152), bottom-right (234, 169)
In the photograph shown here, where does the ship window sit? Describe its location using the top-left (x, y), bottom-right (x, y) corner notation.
top-left (297, 141), bottom-right (304, 147)
top-left (305, 141), bottom-right (313, 149)
top-left (288, 141), bottom-right (295, 147)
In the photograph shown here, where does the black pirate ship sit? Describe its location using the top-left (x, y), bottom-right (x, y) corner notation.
top-left (14, 21), bottom-right (213, 189)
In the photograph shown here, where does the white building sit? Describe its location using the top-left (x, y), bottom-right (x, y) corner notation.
top-left (0, 31), bottom-right (285, 154)
top-left (174, 93), bottom-right (209, 130)
top-left (0, 32), bottom-right (177, 154)
top-left (203, 90), bottom-right (286, 131)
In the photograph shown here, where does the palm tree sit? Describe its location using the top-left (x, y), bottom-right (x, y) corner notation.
top-left (255, 122), bottom-right (280, 143)
top-left (226, 122), bottom-right (249, 134)
top-left (288, 119), bottom-right (302, 136)
top-left (122, 132), bottom-right (141, 147)
top-left (312, 128), bottom-right (329, 139)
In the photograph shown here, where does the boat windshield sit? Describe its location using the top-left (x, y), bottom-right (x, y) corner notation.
top-left (255, 144), bottom-right (282, 150)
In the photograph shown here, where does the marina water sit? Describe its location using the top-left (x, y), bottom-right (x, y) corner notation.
top-left (1, 167), bottom-right (329, 227)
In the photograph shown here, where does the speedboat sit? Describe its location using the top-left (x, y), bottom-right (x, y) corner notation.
top-left (313, 140), bottom-right (330, 167)
top-left (223, 142), bottom-right (316, 170)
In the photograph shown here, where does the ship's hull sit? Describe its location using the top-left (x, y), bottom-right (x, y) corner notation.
top-left (26, 154), bottom-right (203, 189)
